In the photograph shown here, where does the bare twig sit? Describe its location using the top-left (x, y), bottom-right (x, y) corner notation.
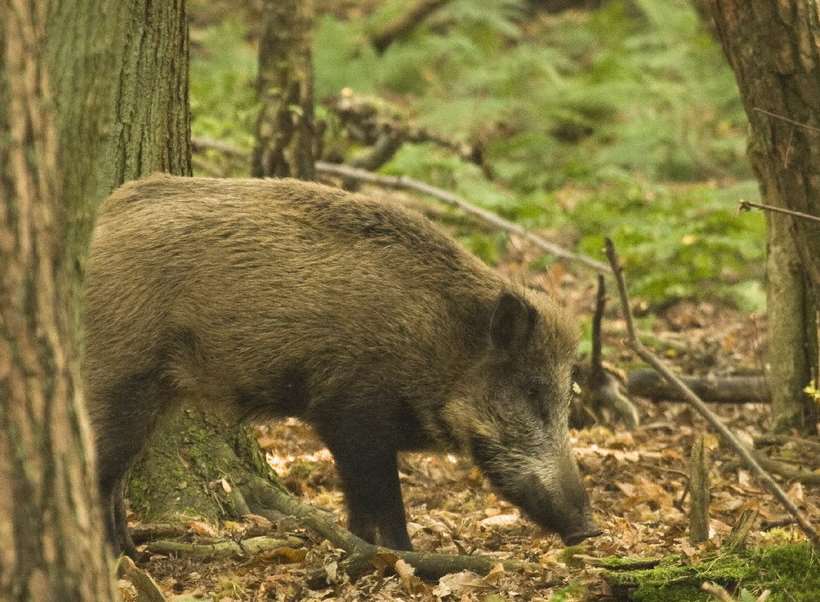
top-left (369, 0), bottom-right (452, 53)
top-left (738, 199), bottom-right (820, 225)
top-left (572, 277), bottom-right (640, 428)
top-left (604, 238), bottom-right (819, 548)
top-left (591, 274), bottom-right (605, 372)
top-left (317, 161), bottom-right (610, 274)
top-left (752, 108), bottom-right (820, 134)
top-left (701, 581), bottom-right (735, 602)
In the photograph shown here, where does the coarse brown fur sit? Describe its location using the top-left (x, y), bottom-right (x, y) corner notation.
top-left (83, 174), bottom-right (594, 555)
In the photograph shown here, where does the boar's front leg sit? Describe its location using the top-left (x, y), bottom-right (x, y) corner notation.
top-left (324, 437), bottom-right (413, 551)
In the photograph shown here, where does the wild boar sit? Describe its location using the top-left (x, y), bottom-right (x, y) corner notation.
top-left (83, 174), bottom-right (600, 556)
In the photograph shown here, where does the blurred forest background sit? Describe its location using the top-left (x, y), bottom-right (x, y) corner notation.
top-left (2, 0), bottom-right (818, 601)
top-left (190, 0), bottom-right (764, 308)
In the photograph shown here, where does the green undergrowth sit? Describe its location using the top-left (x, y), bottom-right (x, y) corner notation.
top-left (187, 1), bottom-right (764, 309)
top-left (603, 544), bottom-right (818, 602)
top-left (393, 149), bottom-right (765, 309)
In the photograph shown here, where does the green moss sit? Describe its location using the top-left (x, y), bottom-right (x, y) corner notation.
top-left (605, 544), bottom-right (817, 602)
top-left (129, 406), bottom-right (264, 523)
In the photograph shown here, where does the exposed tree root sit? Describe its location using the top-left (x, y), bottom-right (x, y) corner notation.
top-left (241, 475), bottom-right (540, 581)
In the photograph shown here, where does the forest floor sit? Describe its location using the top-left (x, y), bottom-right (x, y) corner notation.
top-left (133, 195), bottom-right (818, 602)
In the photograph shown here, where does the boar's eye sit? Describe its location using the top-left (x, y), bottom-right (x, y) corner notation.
top-left (525, 378), bottom-right (545, 400)
top-left (525, 380), bottom-right (549, 420)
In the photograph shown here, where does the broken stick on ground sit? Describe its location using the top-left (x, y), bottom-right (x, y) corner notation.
top-left (604, 238), bottom-right (819, 548)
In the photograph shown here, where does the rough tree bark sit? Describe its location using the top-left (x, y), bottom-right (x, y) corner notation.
top-left (0, 2), bottom-right (115, 599)
top-left (252, 0), bottom-right (316, 179)
top-left (85, 0), bottom-right (251, 536)
top-left (113, 1), bottom-right (285, 542)
top-left (706, 0), bottom-right (820, 433)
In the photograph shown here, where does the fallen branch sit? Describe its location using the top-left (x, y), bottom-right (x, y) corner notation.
top-left (754, 434), bottom-right (820, 453)
top-left (627, 369), bottom-right (769, 404)
top-left (738, 199), bottom-right (820, 225)
top-left (750, 452), bottom-right (820, 486)
top-left (317, 161), bottom-right (609, 274)
top-left (242, 476), bottom-right (539, 580)
top-left (189, 139), bottom-right (603, 273)
top-left (369, 0), bottom-right (452, 53)
top-left (144, 535), bottom-right (305, 560)
top-left (605, 238), bottom-right (819, 548)
top-left (761, 517), bottom-right (797, 531)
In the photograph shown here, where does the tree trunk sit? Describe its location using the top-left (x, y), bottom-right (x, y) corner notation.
top-left (0, 2), bottom-right (115, 599)
top-left (252, 0), bottom-right (316, 179)
top-left (706, 0), bottom-right (820, 433)
top-left (93, 1), bottom-right (283, 545)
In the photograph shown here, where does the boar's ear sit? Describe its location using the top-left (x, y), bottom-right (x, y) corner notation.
top-left (490, 291), bottom-right (537, 353)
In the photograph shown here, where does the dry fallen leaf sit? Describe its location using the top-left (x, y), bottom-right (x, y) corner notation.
top-left (433, 570), bottom-right (486, 598)
top-left (188, 520), bottom-right (218, 537)
top-left (479, 513), bottom-right (519, 528)
top-left (395, 558), bottom-right (429, 595)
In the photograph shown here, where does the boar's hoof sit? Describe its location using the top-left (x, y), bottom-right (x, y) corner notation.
top-left (560, 527), bottom-right (602, 546)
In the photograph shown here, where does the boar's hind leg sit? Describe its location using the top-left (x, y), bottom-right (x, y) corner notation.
top-left (93, 370), bottom-right (171, 557)
top-left (327, 441), bottom-right (413, 551)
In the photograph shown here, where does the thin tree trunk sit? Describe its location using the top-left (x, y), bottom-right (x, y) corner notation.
top-left (252, 0), bottom-right (316, 179)
top-left (73, 0), bottom-right (244, 539)
top-left (0, 2), bottom-right (115, 599)
top-left (706, 0), bottom-right (820, 433)
top-left (78, 0), bottom-right (282, 548)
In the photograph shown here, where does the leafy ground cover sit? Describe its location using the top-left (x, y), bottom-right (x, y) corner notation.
top-left (135, 224), bottom-right (817, 600)
top-left (136, 2), bottom-right (819, 600)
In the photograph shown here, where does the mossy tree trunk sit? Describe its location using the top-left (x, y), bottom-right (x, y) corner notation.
top-left (252, 0), bottom-right (316, 179)
top-left (707, 0), bottom-right (819, 433)
top-left (98, 1), bottom-right (284, 534)
top-left (0, 2), bottom-right (118, 599)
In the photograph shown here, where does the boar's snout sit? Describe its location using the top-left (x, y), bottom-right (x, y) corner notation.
top-left (514, 457), bottom-right (601, 546)
top-left (559, 517), bottom-right (602, 546)
top-left (471, 436), bottom-right (601, 546)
